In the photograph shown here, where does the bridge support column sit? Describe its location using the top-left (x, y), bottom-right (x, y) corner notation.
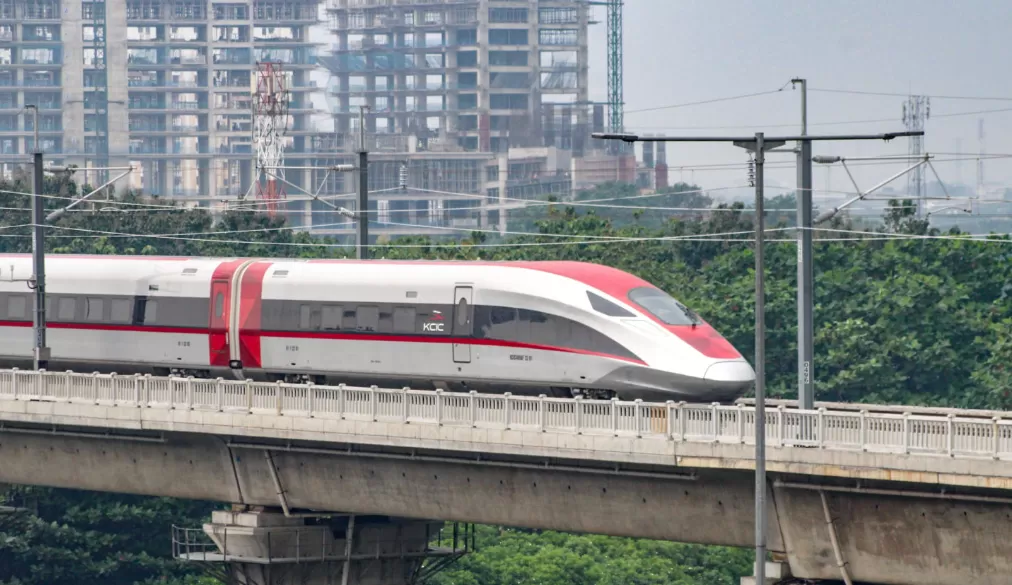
top-left (741, 558), bottom-right (792, 585)
top-left (173, 508), bottom-right (470, 585)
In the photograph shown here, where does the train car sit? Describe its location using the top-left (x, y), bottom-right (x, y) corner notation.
top-left (0, 254), bottom-right (754, 402)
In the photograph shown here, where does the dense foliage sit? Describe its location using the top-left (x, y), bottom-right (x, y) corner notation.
top-left (1, 171), bottom-right (1009, 584)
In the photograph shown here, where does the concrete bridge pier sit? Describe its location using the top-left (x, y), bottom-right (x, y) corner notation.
top-left (740, 558), bottom-right (793, 585)
top-left (173, 507), bottom-right (470, 585)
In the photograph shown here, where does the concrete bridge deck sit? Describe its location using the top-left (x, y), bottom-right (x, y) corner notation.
top-left (1, 369), bottom-right (1011, 585)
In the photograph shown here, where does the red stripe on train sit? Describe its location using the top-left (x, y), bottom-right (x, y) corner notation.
top-left (0, 321), bottom-right (646, 366)
top-left (258, 330), bottom-right (646, 365)
top-left (209, 259), bottom-right (248, 367)
top-left (238, 261), bottom-right (272, 369)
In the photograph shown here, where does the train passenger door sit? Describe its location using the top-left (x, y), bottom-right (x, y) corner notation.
top-left (452, 286), bottom-right (473, 363)
top-left (209, 278), bottom-right (230, 367)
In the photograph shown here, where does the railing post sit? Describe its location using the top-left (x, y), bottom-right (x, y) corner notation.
top-left (737, 403), bottom-right (745, 444)
top-left (402, 387), bottom-right (410, 422)
top-left (275, 381), bottom-right (283, 415)
top-left (245, 379), bottom-right (252, 413)
top-left (307, 382), bottom-right (314, 417)
top-left (678, 401), bottom-right (686, 441)
top-left (503, 392), bottom-right (512, 429)
top-left (36, 369), bottom-right (44, 398)
top-left (371, 385), bottom-right (379, 421)
top-left (133, 374), bottom-right (141, 407)
top-left (860, 410), bottom-right (868, 451)
top-left (539, 394), bottom-right (547, 432)
top-left (818, 407), bottom-right (826, 448)
top-left (633, 399), bottom-right (642, 438)
top-left (610, 397), bottom-right (619, 436)
top-left (469, 390), bottom-right (477, 428)
top-left (710, 402), bottom-right (718, 442)
top-left (216, 378), bottom-right (224, 412)
top-left (993, 416), bottom-right (1001, 460)
top-left (435, 389), bottom-right (443, 425)
top-left (11, 367), bottom-right (17, 400)
top-left (575, 396), bottom-right (584, 435)
top-left (143, 374), bottom-right (151, 407)
top-left (946, 414), bottom-right (954, 457)
top-left (92, 371), bottom-right (99, 405)
top-left (338, 384), bottom-right (346, 419)
top-left (777, 405), bottom-right (785, 446)
top-left (186, 376), bottom-right (194, 410)
top-left (902, 413), bottom-right (911, 454)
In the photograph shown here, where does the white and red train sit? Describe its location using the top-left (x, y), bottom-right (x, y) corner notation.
top-left (0, 254), bottom-right (754, 402)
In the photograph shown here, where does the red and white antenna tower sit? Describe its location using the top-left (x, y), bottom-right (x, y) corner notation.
top-left (253, 62), bottom-right (290, 216)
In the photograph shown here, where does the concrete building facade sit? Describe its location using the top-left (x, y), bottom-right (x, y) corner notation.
top-left (0, 0), bottom-right (321, 201)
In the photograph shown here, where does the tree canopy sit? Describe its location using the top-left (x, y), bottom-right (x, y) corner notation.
top-left (1, 175), bottom-right (1010, 584)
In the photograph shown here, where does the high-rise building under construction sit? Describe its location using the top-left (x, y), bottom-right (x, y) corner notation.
top-left (320, 0), bottom-right (592, 155)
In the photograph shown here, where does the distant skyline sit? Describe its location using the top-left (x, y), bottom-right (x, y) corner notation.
top-left (585, 0), bottom-right (1012, 209)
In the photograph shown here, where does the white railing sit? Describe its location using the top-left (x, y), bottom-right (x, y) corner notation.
top-left (1, 369), bottom-right (1011, 461)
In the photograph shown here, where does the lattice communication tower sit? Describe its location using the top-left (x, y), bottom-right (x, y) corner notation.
top-left (902, 95), bottom-right (930, 214)
top-left (253, 62), bottom-right (290, 216)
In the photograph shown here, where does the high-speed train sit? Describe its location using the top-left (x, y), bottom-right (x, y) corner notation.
top-left (0, 254), bottom-right (754, 402)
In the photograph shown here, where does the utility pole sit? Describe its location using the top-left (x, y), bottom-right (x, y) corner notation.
top-left (26, 104), bottom-right (49, 370)
top-left (593, 127), bottom-right (922, 585)
top-left (752, 132), bottom-right (769, 584)
top-left (356, 106), bottom-right (369, 260)
top-left (792, 78), bottom-right (814, 410)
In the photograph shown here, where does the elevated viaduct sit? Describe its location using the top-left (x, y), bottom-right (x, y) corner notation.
top-left (2, 369), bottom-right (1011, 585)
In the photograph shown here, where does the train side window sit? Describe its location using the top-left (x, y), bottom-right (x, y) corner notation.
top-left (144, 300), bottom-right (158, 324)
top-left (7, 295), bottom-right (26, 319)
top-left (378, 310), bottom-right (393, 333)
top-left (111, 299), bottom-right (132, 323)
top-left (214, 292), bottom-right (225, 319)
top-left (299, 304), bottom-right (321, 330)
top-left (58, 297), bottom-right (76, 321)
top-left (321, 305), bottom-right (342, 330)
top-left (356, 305), bottom-right (379, 332)
top-left (86, 297), bottom-right (104, 321)
top-left (587, 291), bottom-right (635, 317)
top-left (393, 307), bottom-right (415, 333)
top-left (342, 309), bottom-right (357, 330)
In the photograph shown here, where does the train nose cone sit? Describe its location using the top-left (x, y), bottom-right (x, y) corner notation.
top-left (704, 360), bottom-right (756, 386)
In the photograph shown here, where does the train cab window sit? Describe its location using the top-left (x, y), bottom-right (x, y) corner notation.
top-left (111, 299), bottom-right (132, 323)
top-left (58, 297), bottom-right (76, 321)
top-left (356, 305), bottom-right (379, 332)
top-left (144, 300), bottom-right (158, 324)
top-left (7, 295), bottom-right (26, 319)
top-left (392, 307), bottom-right (415, 333)
top-left (321, 305), bottom-right (342, 330)
top-left (628, 287), bottom-right (701, 326)
top-left (587, 291), bottom-right (635, 317)
top-left (86, 298), bottom-right (104, 321)
top-left (214, 293), bottom-right (225, 319)
top-left (378, 310), bottom-right (393, 333)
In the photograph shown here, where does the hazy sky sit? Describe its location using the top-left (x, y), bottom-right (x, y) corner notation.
top-left (586, 0), bottom-right (1012, 206)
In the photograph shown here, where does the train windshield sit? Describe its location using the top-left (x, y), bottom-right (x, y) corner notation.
top-left (628, 287), bottom-right (701, 326)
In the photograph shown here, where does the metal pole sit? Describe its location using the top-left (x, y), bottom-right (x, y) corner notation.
top-left (754, 131), bottom-right (767, 585)
top-left (356, 106), bottom-right (369, 260)
top-left (29, 105), bottom-right (48, 371)
top-left (793, 78), bottom-right (814, 410)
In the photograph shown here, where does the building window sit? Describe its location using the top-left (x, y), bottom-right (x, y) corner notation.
top-left (539, 7), bottom-right (578, 25)
top-left (539, 29), bottom-right (578, 46)
top-left (488, 29), bottom-right (528, 45)
top-left (489, 7), bottom-right (528, 23)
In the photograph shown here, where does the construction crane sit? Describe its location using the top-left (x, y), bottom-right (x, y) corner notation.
top-left (589, 0), bottom-right (623, 132)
